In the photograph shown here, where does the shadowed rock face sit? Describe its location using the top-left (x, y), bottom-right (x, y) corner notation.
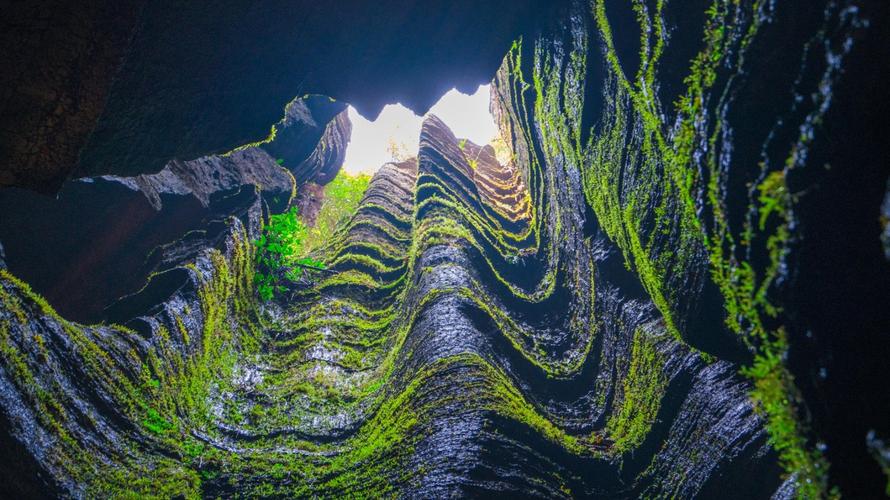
top-left (0, 179), bottom-right (216, 323)
top-left (92, 94), bottom-right (352, 211)
top-left (0, 96), bottom-right (347, 323)
top-left (0, 0), bottom-right (888, 497)
top-left (261, 97), bottom-right (352, 187)
top-left (99, 148), bottom-right (293, 211)
top-left (0, 0), bottom-right (145, 192)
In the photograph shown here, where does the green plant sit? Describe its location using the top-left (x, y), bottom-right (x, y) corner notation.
top-left (254, 206), bottom-right (326, 301)
top-left (253, 171), bottom-right (372, 301)
top-left (143, 408), bottom-right (173, 434)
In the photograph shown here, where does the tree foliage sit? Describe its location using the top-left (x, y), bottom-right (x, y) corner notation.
top-left (253, 206), bottom-right (325, 301)
top-left (302, 172), bottom-right (372, 254)
top-left (254, 172), bottom-right (371, 301)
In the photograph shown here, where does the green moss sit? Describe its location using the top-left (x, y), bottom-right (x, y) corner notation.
top-left (606, 328), bottom-right (667, 453)
top-left (741, 330), bottom-right (836, 499)
top-left (143, 407), bottom-right (174, 434)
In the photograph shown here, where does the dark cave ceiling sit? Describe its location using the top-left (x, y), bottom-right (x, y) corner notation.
top-left (0, 0), bottom-right (563, 192)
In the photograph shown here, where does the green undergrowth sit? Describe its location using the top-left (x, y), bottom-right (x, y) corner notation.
top-left (302, 171), bottom-right (372, 255)
top-left (253, 206), bottom-right (326, 300)
top-left (254, 172), bottom-right (371, 300)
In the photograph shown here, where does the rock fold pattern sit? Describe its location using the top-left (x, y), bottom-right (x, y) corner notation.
top-left (0, 109), bottom-right (778, 498)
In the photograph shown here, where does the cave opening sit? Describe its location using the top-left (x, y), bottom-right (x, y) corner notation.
top-left (343, 84), bottom-right (502, 175)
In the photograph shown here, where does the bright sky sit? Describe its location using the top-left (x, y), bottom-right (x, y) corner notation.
top-left (341, 85), bottom-right (498, 175)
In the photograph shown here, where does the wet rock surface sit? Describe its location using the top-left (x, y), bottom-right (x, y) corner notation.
top-left (514, 1), bottom-right (890, 495)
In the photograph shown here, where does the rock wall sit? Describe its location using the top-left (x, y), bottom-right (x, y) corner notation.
top-left (260, 96), bottom-right (351, 187)
top-left (0, 109), bottom-right (779, 497)
top-left (0, 96), bottom-right (347, 323)
top-left (517, 1), bottom-right (890, 496)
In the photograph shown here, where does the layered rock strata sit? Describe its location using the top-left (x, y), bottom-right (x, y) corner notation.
top-left (0, 111), bottom-right (780, 496)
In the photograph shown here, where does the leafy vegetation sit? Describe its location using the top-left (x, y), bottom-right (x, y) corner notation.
top-left (253, 206), bottom-right (325, 300)
top-left (254, 172), bottom-right (370, 300)
top-left (301, 171), bottom-right (371, 254)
